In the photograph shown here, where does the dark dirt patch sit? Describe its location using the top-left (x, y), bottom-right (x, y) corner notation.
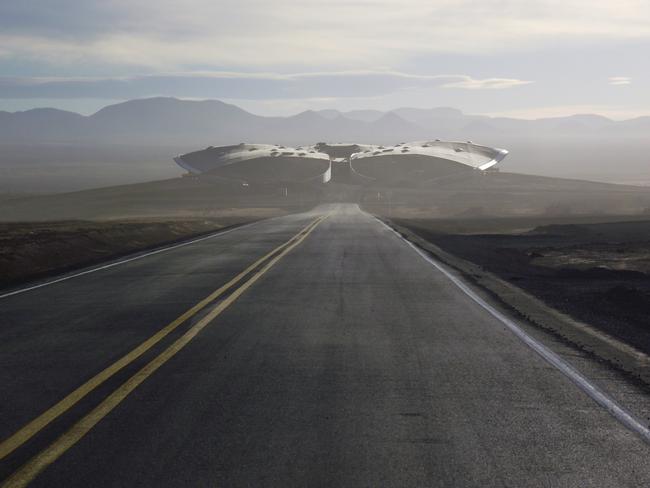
top-left (0, 218), bottom-right (257, 290)
top-left (394, 217), bottom-right (650, 355)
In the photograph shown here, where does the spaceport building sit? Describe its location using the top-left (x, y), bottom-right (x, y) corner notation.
top-left (174, 141), bottom-right (509, 186)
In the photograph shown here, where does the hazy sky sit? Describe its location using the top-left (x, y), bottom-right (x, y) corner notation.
top-left (0, 0), bottom-right (648, 118)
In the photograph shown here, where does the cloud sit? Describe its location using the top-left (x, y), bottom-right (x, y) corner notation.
top-left (441, 76), bottom-right (533, 90)
top-left (1, 1), bottom-right (650, 70)
top-left (608, 76), bottom-right (632, 85)
top-left (0, 71), bottom-right (532, 100)
top-left (1, 1), bottom-right (646, 117)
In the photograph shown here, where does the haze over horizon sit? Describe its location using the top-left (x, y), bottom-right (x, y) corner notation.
top-left (4, 96), bottom-right (650, 123)
top-left (1, 1), bottom-right (649, 119)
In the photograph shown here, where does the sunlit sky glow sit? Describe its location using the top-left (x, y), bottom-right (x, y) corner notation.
top-left (0, 0), bottom-right (648, 118)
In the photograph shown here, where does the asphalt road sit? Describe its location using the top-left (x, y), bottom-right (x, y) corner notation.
top-left (1, 203), bottom-right (649, 487)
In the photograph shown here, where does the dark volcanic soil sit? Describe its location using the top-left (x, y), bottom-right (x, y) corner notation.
top-left (394, 217), bottom-right (650, 355)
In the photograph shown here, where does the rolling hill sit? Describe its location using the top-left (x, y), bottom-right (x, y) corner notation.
top-left (3, 97), bottom-right (650, 146)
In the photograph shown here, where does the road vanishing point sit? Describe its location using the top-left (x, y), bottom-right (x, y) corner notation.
top-left (1, 204), bottom-right (649, 487)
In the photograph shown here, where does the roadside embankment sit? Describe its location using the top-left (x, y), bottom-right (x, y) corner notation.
top-left (383, 216), bottom-right (650, 386)
top-left (0, 216), bottom-right (275, 290)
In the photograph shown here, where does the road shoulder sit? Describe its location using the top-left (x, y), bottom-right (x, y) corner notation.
top-left (382, 218), bottom-right (650, 388)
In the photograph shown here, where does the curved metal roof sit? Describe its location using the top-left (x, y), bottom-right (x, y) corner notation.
top-left (175, 143), bottom-right (329, 175)
top-left (350, 140), bottom-right (508, 171)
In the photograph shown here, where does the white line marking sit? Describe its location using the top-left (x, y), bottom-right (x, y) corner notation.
top-left (0, 220), bottom-right (264, 300)
top-left (375, 217), bottom-right (650, 445)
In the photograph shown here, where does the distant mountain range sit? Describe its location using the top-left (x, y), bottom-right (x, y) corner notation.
top-left (1, 97), bottom-right (649, 146)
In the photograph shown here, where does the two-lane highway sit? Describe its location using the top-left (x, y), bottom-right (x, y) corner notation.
top-left (1, 204), bottom-right (649, 487)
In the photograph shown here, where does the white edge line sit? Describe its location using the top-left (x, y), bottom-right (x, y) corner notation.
top-left (0, 219), bottom-right (265, 300)
top-left (374, 216), bottom-right (650, 445)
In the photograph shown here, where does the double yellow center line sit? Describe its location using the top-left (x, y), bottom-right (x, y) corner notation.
top-left (1, 214), bottom-right (327, 488)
